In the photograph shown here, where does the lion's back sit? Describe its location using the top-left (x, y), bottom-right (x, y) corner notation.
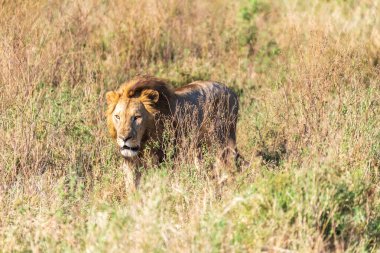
top-left (174, 81), bottom-right (238, 114)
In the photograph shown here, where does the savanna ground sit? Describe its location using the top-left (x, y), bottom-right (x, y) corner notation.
top-left (0, 0), bottom-right (379, 252)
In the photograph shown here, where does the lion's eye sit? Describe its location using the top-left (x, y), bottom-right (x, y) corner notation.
top-left (133, 115), bottom-right (141, 121)
top-left (114, 115), bottom-right (120, 120)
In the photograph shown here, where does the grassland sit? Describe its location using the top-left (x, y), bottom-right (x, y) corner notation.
top-left (0, 0), bottom-right (379, 252)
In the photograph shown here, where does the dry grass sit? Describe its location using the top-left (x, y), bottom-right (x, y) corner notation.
top-left (0, 0), bottom-right (379, 252)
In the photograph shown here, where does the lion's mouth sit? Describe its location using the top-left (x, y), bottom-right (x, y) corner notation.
top-left (121, 145), bottom-right (140, 152)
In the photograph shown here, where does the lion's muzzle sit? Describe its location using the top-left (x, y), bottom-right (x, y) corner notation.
top-left (117, 137), bottom-right (140, 158)
top-left (121, 145), bottom-right (140, 152)
top-left (120, 144), bottom-right (140, 158)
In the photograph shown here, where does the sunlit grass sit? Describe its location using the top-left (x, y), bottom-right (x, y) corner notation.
top-left (0, 0), bottom-right (379, 252)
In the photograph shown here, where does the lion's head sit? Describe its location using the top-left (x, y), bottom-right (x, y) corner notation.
top-left (106, 76), bottom-right (174, 158)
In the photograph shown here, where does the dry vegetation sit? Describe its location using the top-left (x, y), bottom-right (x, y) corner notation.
top-left (0, 0), bottom-right (379, 252)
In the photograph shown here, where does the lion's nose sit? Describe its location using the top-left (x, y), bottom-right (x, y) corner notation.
top-left (119, 135), bottom-right (132, 142)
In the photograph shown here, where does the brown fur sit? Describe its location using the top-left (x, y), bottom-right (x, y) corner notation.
top-left (106, 75), bottom-right (241, 190)
top-left (106, 76), bottom-right (176, 139)
top-left (120, 76), bottom-right (175, 115)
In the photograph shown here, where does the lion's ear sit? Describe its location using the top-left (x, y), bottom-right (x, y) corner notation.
top-left (106, 91), bottom-right (119, 105)
top-left (140, 89), bottom-right (159, 103)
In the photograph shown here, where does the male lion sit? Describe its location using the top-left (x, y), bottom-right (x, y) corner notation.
top-left (106, 75), bottom-right (242, 190)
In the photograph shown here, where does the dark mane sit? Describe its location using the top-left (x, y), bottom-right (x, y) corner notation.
top-left (121, 75), bottom-right (176, 115)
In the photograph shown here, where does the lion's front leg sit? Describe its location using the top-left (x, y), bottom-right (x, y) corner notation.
top-left (122, 161), bottom-right (141, 192)
top-left (121, 151), bottom-right (161, 192)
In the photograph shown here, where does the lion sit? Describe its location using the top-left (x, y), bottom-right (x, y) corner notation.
top-left (106, 75), bottom-right (242, 191)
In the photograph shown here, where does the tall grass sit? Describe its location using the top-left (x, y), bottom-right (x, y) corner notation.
top-left (0, 0), bottom-right (379, 251)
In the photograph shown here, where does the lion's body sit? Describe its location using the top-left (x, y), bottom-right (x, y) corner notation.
top-left (106, 76), bottom-right (240, 190)
top-left (175, 81), bottom-right (238, 125)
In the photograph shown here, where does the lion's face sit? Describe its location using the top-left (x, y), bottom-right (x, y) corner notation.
top-left (106, 88), bottom-right (159, 158)
top-left (112, 99), bottom-right (150, 157)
